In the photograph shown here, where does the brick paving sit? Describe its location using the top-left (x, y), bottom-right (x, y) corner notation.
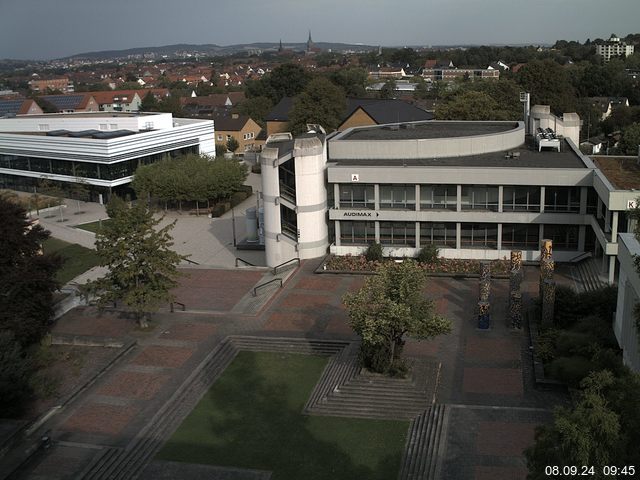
top-left (20, 262), bottom-right (573, 480)
top-left (97, 371), bottom-right (170, 400)
top-left (131, 345), bottom-right (194, 368)
top-left (61, 403), bottom-right (140, 436)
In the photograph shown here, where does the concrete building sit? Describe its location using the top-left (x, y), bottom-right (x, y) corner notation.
top-left (0, 112), bottom-right (215, 201)
top-left (614, 233), bottom-right (640, 372)
top-left (258, 108), bottom-right (640, 284)
top-left (214, 113), bottom-right (263, 154)
top-left (596, 35), bottom-right (634, 62)
top-left (28, 77), bottom-right (74, 93)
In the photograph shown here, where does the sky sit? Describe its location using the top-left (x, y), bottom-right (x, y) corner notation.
top-left (1, 0), bottom-right (639, 60)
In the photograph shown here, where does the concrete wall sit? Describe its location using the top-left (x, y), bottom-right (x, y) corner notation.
top-left (329, 122), bottom-right (525, 160)
top-left (615, 233), bottom-right (640, 372)
top-left (0, 112), bottom-right (174, 133)
top-left (529, 105), bottom-right (581, 147)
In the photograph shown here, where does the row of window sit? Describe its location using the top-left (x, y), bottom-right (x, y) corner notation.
top-left (339, 221), bottom-right (579, 250)
top-left (338, 184), bottom-right (588, 213)
top-left (0, 146), bottom-right (198, 181)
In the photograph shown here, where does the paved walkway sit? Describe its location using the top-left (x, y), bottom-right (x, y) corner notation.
top-left (8, 262), bottom-right (574, 480)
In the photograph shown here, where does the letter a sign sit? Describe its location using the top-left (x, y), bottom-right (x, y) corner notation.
top-left (351, 174), bottom-right (359, 182)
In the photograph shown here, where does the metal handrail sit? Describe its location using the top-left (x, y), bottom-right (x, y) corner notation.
top-left (170, 302), bottom-right (186, 312)
top-left (253, 278), bottom-right (283, 296)
top-left (235, 257), bottom-right (256, 267)
top-left (273, 257), bottom-right (300, 275)
top-left (184, 257), bottom-right (200, 265)
top-left (567, 251), bottom-right (592, 263)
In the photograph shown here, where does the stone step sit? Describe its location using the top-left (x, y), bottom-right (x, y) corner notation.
top-left (321, 394), bottom-right (428, 411)
top-left (304, 357), bottom-right (358, 409)
top-left (309, 404), bottom-right (419, 420)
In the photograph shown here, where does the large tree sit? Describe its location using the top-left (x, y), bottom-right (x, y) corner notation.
top-left (84, 198), bottom-right (185, 328)
top-left (516, 59), bottom-right (578, 114)
top-left (616, 122), bottom-right (640, 155)
top-left (343, 261), bottom-right (452, 374)
top-left (0, 194), bottom-right (61, 347)
top-left (288, 77), bottom-right (346, 134)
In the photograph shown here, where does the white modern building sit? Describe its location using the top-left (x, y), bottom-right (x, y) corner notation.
top-left (0, 112), bottom-right (215, 201)
top-left (596, 35), bottom-right (635, 62)
top-left (614, 233), bottom-right (640, 372)
top-left (259, 108), bottom-right (640, 285)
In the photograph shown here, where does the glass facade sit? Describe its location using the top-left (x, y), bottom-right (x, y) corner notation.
top-left (420, 222), bottom-right (456, 247)
top-left (0, 145), bottom-right (198, 182)
top-left (502, 224), bottom-right (540, 249)
top-left (544, 224), bottom-right (579, 250)
top-left (379, 222), bottom-right (416, 246)
top-left (461, 186), bottom-right (499, 211)
top-left (340, 221), bottom-right (375, 245)
top-left (280, 205), bottom-right (298, 240)
top-left (379, 185), bottom-right (415, 210)
top-left (460, 223), bottom-right (498, 249)
top-left (339, 184), bottom-right (374, 209)
top-left (544, 187), bottom-right (580, 213)
top-left (502, 186), bottom-right (541, 212)
top-left (278, 159), bottom-right (296, 203)
top-left (419, 185), bottom-right (457, 210)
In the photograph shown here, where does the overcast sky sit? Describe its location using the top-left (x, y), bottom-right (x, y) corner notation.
top-left (1, 0), bottom-right (639, 60)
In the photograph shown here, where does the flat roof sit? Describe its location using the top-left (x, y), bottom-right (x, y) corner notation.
top-left (329, 139), bottom-right (587, 169)
top-left (592, 156), bottom-right (640, 190)
top-left (6, 112), bottom-right (161, 119)
top-left (340, 121), bottom-right (519, 141)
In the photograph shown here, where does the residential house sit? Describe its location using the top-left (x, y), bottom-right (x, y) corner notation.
top-left (214, 113), bottom-right (263, 153)
top-left (39, 94), bottom-right (99, 113)
top-left (587, 97), bottom-right (630, 121)
top-left (28, 77), bottom-right (74, 93)
top-left (181, 92), bottom-right (246, 117)
top-left (596, 34), bottom-right (635, 62)
top-left (0, 99), bottom-right (43, 116)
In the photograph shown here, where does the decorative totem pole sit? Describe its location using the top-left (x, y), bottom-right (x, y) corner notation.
top-left (539, 239), bottom-right (556, 327)
top-left (509, 250), bottom-right (523, 329)
top-left (478, 262), bottom-right (491, 329)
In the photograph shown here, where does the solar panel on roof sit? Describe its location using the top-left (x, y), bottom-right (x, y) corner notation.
top-left (0, 100), bottom-right (24, 115)
top-left (91, 130), bottom-right (135, 139)
top-left (46, 130), bottom-right (70, 136)
top-left (41, 95), bottom-right (84, 110)
top-left (69, 130), bottom-right (101, 138)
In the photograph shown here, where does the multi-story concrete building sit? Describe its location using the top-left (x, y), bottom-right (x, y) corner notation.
top-left (258, 108), bottom-right (639, 286)
top-left (596, 35), bottom-right (635, 62)
top-left (0, 112), bottom-right (215, 201)
top-left (28, 77), bottom-right (74, 93)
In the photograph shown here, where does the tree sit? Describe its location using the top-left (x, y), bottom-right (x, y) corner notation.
top-left (526, 371), bottom-right (622, 479)
top-left (0, 332), bottom-right (33, 418)
top-left (139, 91), bottom-right (160, 112)
top-left (288, 77), bottom-right (346, 134)
top-left (616, 122), bottom-right (640, 155)
top-left (378, 79), bottom-right (397, 99)
top-left (330, 67), bottom-right (369, 97)
top-left (84, 198), bottom-right (186, 328)
top-left (226, 136), bottom-right (240, 153)
top-left (343, 261), bottom-right (452, 374)
top-left (0, 195), bottom-right (61, 347)
top-left (236, 95), bottom-right (273, 128)
top-left (267, 63), bottom-right (312, 103)
top-left (436, 90), bottom-right (509, 120)
top-left (516, 59), bottom-right (577, 114)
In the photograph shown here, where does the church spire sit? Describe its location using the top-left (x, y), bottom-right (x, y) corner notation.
top-left (278, 39), bottom-right (283, 52)
top-left (307, 30), bottom-right (313, 52)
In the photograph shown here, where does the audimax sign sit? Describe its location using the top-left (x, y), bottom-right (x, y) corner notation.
top-left (342, 211), bottom-right (379, 217)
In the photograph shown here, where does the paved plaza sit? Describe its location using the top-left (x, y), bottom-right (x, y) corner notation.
top-left (3, 259), bottom-right (570, 480)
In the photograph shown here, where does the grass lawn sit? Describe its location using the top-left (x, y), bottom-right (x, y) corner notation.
top-left (74, 219), bottom-right (112, 234)
top-left (43, 238), bottom-right (101, 284)
top-left (157, 351), bottom-right (409, 480)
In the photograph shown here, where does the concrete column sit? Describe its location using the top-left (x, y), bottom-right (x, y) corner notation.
top-left (497, 223), bottom-right (503, 250)
top-left (456, 185), bottom-right (462, 212)
top-left (579, 186), bottom-right (588, 215)
top-left (498, 186), bottom-right (504, 213)
top-left (374, 184), bottom-right (380, 210)
top-left (611, 211), bottom-right (619, 242)
top-left (609, 255), bottom-right (616, 284)
top-left (605, 208), bottom-right (611, 233)
top-left (415, 185), bottom-right (421, 211)
top-left (539, 224), bottom-right (545, 244)
top-left (456, 222), bottom-right (461, 250)
top-left (375, 221), bottom-right (380, 243)
top-left (334, 221), bottom-right (341, 246)
top-left (333, 184), bottom-right (340, 209)
top-left (578, 225), bottom-right (586, 251)
top-left (540, 186), bottom-right (545, 213)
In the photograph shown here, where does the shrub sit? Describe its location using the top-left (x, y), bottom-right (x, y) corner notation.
top-left (230, 191), bottom-right (248, 207)
top-left (554, 331), bottom-right (598, 358)
top-left (417, 244), bottom-right (439, 264)
top-left (571, 315), bottom-right (618, 349)
top-left (0, 332), bottom-right (34, 417)
top-left (251, 163), bottom-right (261, 174)
top-left (553, 285), bottom-right (579, 327)
top-left (546, 355), bottom-right (595, 387)
top-left (210, 203), bottom-right (228, 218)
top-left (535, 328), bottom-right (558, 362)
top-left (364, 242), bottom-right (384, 262)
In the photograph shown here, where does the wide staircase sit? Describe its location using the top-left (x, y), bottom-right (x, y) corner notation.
top-left (398, 405), bottom-right (450, 480)
top-left (574, 257), bottom-right (607, 292)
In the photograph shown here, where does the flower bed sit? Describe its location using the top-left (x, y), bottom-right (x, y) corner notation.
top-left (323, 254), bottom-right (510, 276)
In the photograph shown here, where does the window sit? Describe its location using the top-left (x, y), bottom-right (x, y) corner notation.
top-left (99, 124), bottom-right (108, 131)
top-left (217, 135), bottom-right (223, 141)
top-left (339, 184), bottom-right (374, 209)
top-left (544, 225), bottom-right (579, 250)
top-left (544, 187), bottom-right (580, 213)
top-left (278, 159), bottom-right (296, 202)
top-left (38, 124), bottom-right (49, 132)
top-left (460, 223), bottom-right (498, 249)
top-left (340, 221), bottom-right (375, 245)
top-left (461, 186), bottom-right (499, 211)
top-left (280, 205), bottom-right (298, 240)
top-left (380, 222), bottom-right (416, 246)
top-left (502, 224), bottom-right (540, 249)
top-left (109, 123), bottom-right (117, 130)
top-left (379, 185), bottom-right (415, 210)
top-left (420, 185), bottom-right (457, 210)
top-left (502, 186), bottom-right (541, 212)
top-left (420, 222), bottom-right (456, 247)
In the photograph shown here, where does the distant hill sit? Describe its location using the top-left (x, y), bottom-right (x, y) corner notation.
top-left (62, 42), bottom-right (380, 61)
